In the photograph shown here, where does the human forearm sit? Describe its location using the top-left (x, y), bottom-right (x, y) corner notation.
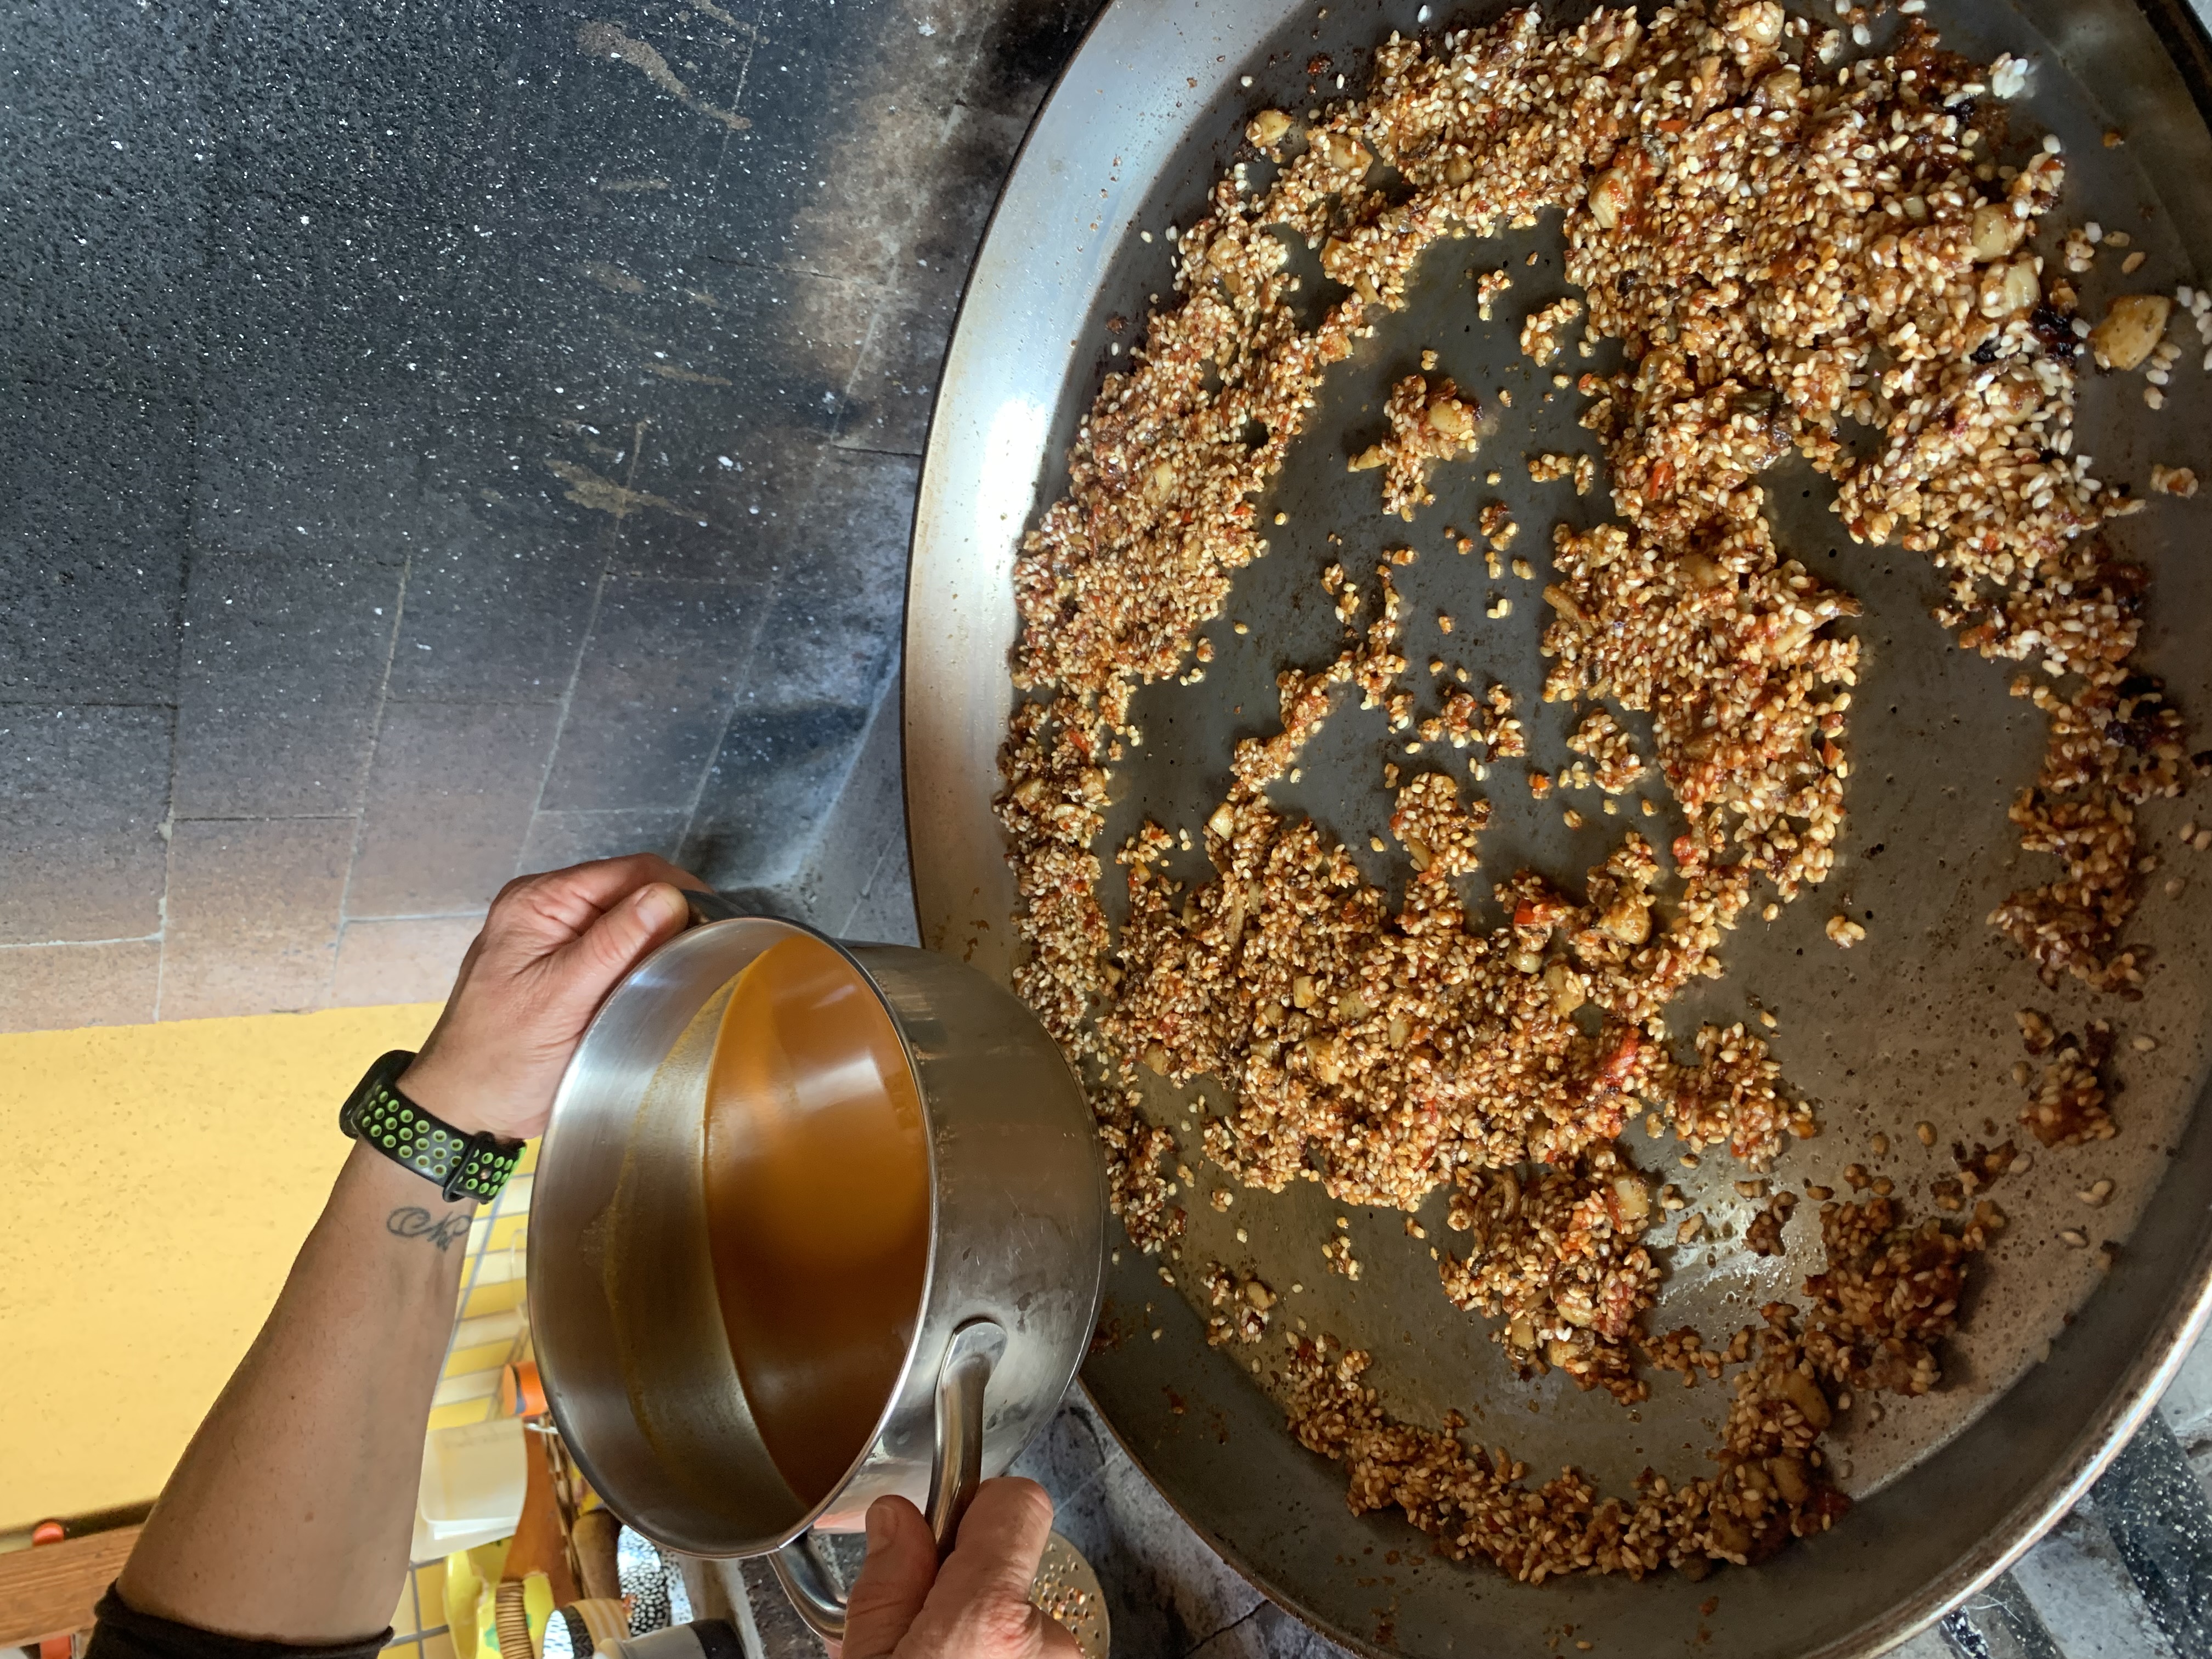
top-left (111, 856), bottom-right (697, 1643)
top-left (119, 1143), bottom-right (474, 1641)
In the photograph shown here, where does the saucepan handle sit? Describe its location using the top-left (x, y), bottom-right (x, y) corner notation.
top-left (769, 1318), bottom-right (1008, 1641)
top-left (678, 888), bottom-right (744, 926)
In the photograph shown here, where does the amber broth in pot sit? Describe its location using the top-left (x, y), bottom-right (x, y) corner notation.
top-left (701, 934), bottom-right (932, 1508)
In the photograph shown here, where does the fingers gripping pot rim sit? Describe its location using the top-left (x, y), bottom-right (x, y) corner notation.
top-left (527, 895), bottom-right (1108, 1639)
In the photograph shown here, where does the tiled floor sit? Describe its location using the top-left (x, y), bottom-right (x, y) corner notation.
top-left (0, 0), bottom-right (1103, 1030)
top-left (393, 1144), bottom-right (539, 1659)
top-left (383, 1560), bottom-right (459, 1659)
top-left (425, 1148), bottom-right (541, 1438)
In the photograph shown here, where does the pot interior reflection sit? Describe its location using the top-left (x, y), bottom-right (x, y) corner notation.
top-left (702, 932), bottom-right (933, 1508)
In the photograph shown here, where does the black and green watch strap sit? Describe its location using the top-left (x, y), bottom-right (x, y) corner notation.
top-left (341, 1049), bottom-right (523, 1204)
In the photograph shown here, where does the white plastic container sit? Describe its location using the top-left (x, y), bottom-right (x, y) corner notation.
top-left (415, 1417), bottom-right (527, 1556)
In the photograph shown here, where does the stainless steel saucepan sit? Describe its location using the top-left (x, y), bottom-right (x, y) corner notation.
top-left (527, 899), bottom-right (1107, 1640)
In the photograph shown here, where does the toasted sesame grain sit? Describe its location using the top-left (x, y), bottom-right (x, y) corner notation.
top-left (998, 3), bottom-right (2157, 1591)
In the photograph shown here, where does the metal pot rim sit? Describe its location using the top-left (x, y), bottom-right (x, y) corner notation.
top-left (534, 912), bottom-right (946, 1553)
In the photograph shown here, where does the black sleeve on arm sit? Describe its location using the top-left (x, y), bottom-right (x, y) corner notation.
top-left (86, 1588), bottom-right (392, 1659)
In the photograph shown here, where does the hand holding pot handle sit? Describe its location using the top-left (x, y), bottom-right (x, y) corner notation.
top-left (837, 1479), bottom-right (1079, 1659)
top-left (922, 1318), bottom-right (1002, 1551)
top-left (772, 1319), bottom-right (1013, 1643)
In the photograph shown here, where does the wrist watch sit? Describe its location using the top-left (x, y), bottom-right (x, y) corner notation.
top-left (341, 1049), bottom-right (524, 1204)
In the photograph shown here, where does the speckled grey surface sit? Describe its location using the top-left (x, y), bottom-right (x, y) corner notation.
top-left (0, 0), bottom-right (1099, 1027)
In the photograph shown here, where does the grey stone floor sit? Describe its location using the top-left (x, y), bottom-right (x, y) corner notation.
top-left (0, 0), bottom-right (1099, 1030)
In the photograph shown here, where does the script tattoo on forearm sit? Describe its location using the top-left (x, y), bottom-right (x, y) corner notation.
top-left (386, 1206), bottom-right (473, 1251)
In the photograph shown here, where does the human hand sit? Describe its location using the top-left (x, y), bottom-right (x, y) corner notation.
top-left (398, 854), bottom-right (700, 1143)
top-left (838, 1481), bottom-right (1079, 1659)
